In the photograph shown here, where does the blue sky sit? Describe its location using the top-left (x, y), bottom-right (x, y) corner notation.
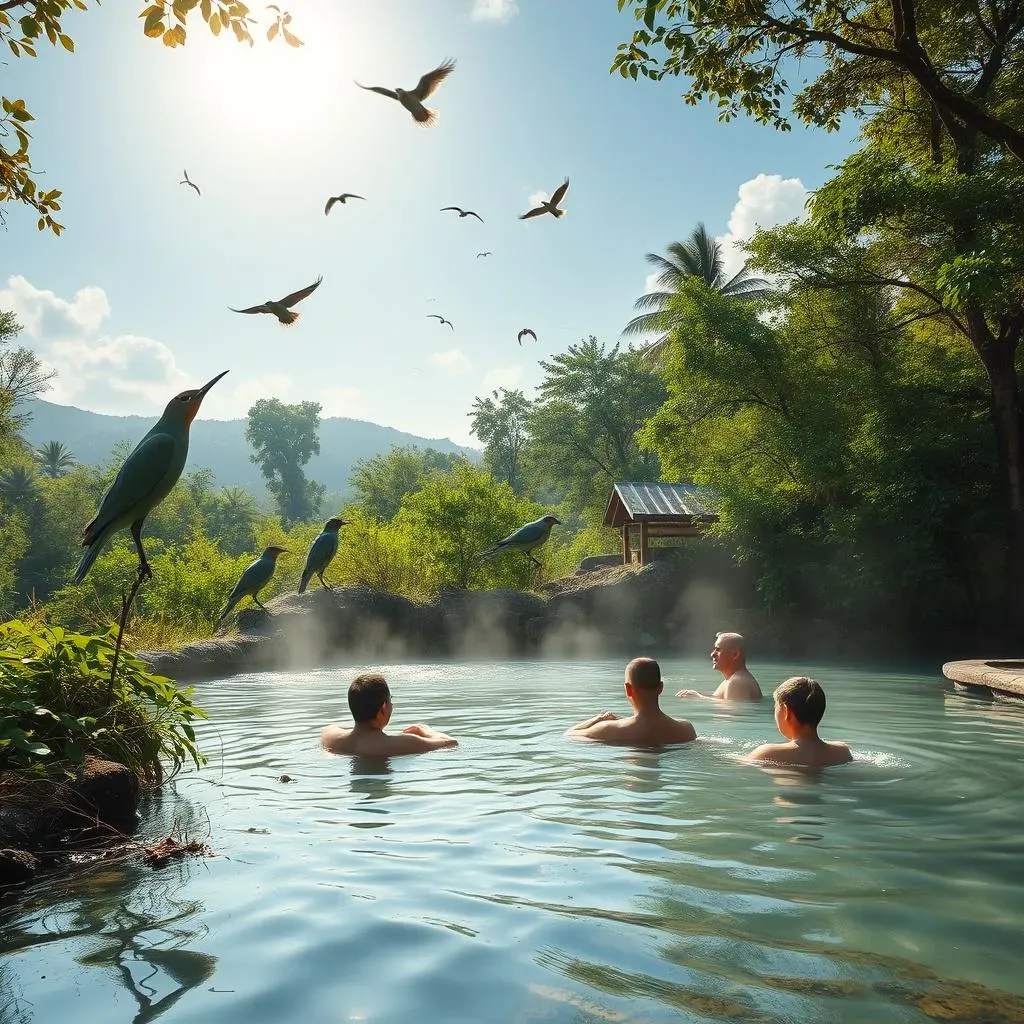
top-left (3, 0), bottom-right (857, 447)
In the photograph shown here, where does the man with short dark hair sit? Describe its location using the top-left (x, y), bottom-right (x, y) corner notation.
top-left (321, 672), bottom-right (458, 756)
top-left (745, 676), bottom-right (852, 767)
top-left (567, 657), bottom-right (697, 746)
top-left (676, 631), bottom-right (762, 701)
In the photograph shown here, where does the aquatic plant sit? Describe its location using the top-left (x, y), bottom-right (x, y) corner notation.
top-left (0, 619), bottom-right (206, 784)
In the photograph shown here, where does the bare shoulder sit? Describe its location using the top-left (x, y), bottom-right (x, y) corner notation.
top-left (826, 740), bottom-right (854, 764)
top-left (745, 741), bottom-right (792, 763)
top-left (724, 672), bottom-right (763, 700)
top-left (668, 717), bottom-right (697, 743)
top-left (320, 724), bottom-right (352, 754)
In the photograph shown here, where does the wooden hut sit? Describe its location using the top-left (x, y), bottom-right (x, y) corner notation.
top-left (603, 482), bottom-right (719, 565)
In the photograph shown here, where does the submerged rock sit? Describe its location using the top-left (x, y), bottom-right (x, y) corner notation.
top-left (0, 848), bottom-right (37, 886)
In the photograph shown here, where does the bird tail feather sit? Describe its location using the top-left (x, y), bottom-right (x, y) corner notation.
top-left (74, 526), bottom-right (114, 584)
top-left (476, 543), bottom-right (503, 562)
top-left (280, 311), bottom-right (300, 326)
top-left (297, 570), bottom-right (313, 594)
top-left (217, 594), bottom-right (240, 623)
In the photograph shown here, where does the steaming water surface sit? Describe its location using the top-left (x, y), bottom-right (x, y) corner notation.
top-left (3, 659), bottom-right (1024, 1023)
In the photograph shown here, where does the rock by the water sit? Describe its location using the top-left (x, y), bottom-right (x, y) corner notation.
top-left (0, 848), bottom-right (37, 886)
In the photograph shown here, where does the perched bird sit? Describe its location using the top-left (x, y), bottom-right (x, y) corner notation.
top-left (520, 178), bottom-right (570, 220)
top-left (428, 314), bottom-right (454, 330)
top-left (179, 169), bottom-right (200, 196)
top-left (325, 193), bottom-right (365, 215)
top-left (298, 517), bottom-right (348, 594)
top-left (517, 328), bottom-right (537, 346)
top-left (476, 251), bottom-right (492, 258)
top-left (230, 276), bottom-right (323, 326)
top-left (355, 58), bottom-right (456, 127)
top-left (478, 515), bottom-right (562, 568)
top-left (218, 546), bottom-right (288, 622)
top-left (74, 371), bottom-right (229, 583)
top-left (441, 206), bottom-right (483, 222)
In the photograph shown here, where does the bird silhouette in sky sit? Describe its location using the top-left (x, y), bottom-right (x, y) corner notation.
top-left (230, 276), bottom-right (323, 326)
top-left (324, 193), bottom-right (365, 215)
top-left (517, 328), bottom-right (538, 346)
top-left (520, 178), bottom-right (570, 220)
top-left (179, 169), bottom-right (200, 196)
top-left (355, 58), bottom-right (456, 127)
top-left (476, 251), bottom-right (492, 258)
top-left (441, 206), bottom-right (483, 222)
top-left (428, 314), bottom-right (454, 331)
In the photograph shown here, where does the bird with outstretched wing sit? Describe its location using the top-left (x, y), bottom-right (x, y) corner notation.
top-left (520, 178), bottom-right (570, 220)
top-left (325, 193), bottom-right (365, 215)
top-left (517, 328), bottom-right (538, 346)
top-left (179, 169), bottom-right (200, 196)
top-left (441, 206), bottom-right (484, 222)
top-left (427, 314), bottom-right (455, 331)
top-left (230, 276), bottom-right (323, 326)
top-left (355, 59), bottom-right (456, 126)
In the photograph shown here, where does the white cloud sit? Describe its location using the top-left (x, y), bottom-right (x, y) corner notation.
top-left (471, 0), bottom-right (518, 23)
top-left (1, 274), bottom-right (110, 336)
top-left (481, 364), bottom-right (523, 392)
top-left (716, 173), bottom-right (809, 279)
top-left (527, 189), bottom-right (548, 207)
top-left (643, 271), bottom-right (662, 295)
top-left (319, 386), bottom-right (366, 419)
top-left (430, 348), bottom-right (472, 373)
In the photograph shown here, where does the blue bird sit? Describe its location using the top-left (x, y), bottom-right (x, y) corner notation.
top-left (478, 515), bottom-right (562, 568)
top-left (218, 546), bottom-right (288, 622)
top-left (298, 517), bottom-right (348, 594)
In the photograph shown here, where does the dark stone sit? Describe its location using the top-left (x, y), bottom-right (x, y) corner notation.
top-left (66, 756), bottom-right (141, 836)
top-left (0, 848), bottom-right (37, 886)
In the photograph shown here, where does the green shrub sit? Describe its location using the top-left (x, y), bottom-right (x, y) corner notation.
top-left (0, 619), bottom-right (206, 785)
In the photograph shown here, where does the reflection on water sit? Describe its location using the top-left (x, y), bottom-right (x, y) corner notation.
top-left (1, 659), bottom-right (1023, 1024)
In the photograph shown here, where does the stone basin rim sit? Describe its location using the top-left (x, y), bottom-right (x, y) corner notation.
top-left (942, 659), bottom-right (1024, 699)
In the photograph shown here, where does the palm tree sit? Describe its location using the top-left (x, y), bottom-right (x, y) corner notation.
top-left (0, 465), bottom-right (41, 507)
top-left (622, 223), bottom-right (770, 362)
top-left (35, 440), bottom-right (75, 478)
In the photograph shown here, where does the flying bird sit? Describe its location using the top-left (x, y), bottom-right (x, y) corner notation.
top-left (441, 206), bottom-right (483, 222)
top-left (230, 276), bottom-right (323, 326)
top-left (74, 371), bottom-right (229, 583)
top-left (298, 517), bottom-right (348, 594)
top-left (476, 252), bottom-right (492, 258)
top-left (478, 515), bottom-right (562, 569)
top-left (324, 193), bottom-right (365, 215)
top-left (520, 178), bottom-right (570, 220)
top-left (428, 314), bottom-right (454, 330)
top-left (355, 58), bottom-right (456, 127)
top-left (218, 546), bottom-right (288, 622)
top-left (179, 169), bottom-right (200, 196)
top-left (517, 328), bottom-right (537, 346)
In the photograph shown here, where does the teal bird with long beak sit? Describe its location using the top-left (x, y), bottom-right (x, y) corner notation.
top-left (74, 371), bottom-right (229, 583)
top-left (478, 514), bottom-right (562, 568)
top-left (218, 546), bottom-right (288, 622)
top-left (298, 517), bottom-right (348, 594)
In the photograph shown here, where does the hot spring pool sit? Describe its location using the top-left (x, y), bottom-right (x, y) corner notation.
top-left (2, 658), bottom-right (1023, 1023)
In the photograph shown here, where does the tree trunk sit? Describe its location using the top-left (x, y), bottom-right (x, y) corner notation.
top-left (976, 335), bottom-right (1024, 636)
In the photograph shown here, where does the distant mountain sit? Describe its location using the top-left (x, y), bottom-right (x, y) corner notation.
top-left (20, 400), bottom-right (479, 500)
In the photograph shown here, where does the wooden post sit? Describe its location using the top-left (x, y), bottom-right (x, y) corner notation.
top-left (639, 520), bottom-right (649, 565)
top-left (621, 524), bottom-right (631, 564)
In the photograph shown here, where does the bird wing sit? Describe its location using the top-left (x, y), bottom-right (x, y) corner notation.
top-left (412, 59), bottom-right (455, 100)
top-left (427, 314), bottom-right (444, 321)
top-left (341, 193), bottom-right (365, 201)
top-left (304, 531), bottom-right (338, 575)
top-left (467, 211), bottom-right (483, 222)
top-left (519, 206), bottom-right (546, 220)
top-left (83, 433), bottom-right (177, 543)
top-left (278, 276), bottom-right (323, 307)
top-left (440, 206), bottom-right (463, 214)
top-left (325, 196), bottom-right (339, 215)
top-left (188, 181), bottom-right (201, 196)
top-left (230, 304), bottom-right (271, 315)
top-left (355, 82), bottom-right (399, 100)
top-left (550, 178), bottom-right (570, 206)
top-left (444, 319), bottom-right (454, 330)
